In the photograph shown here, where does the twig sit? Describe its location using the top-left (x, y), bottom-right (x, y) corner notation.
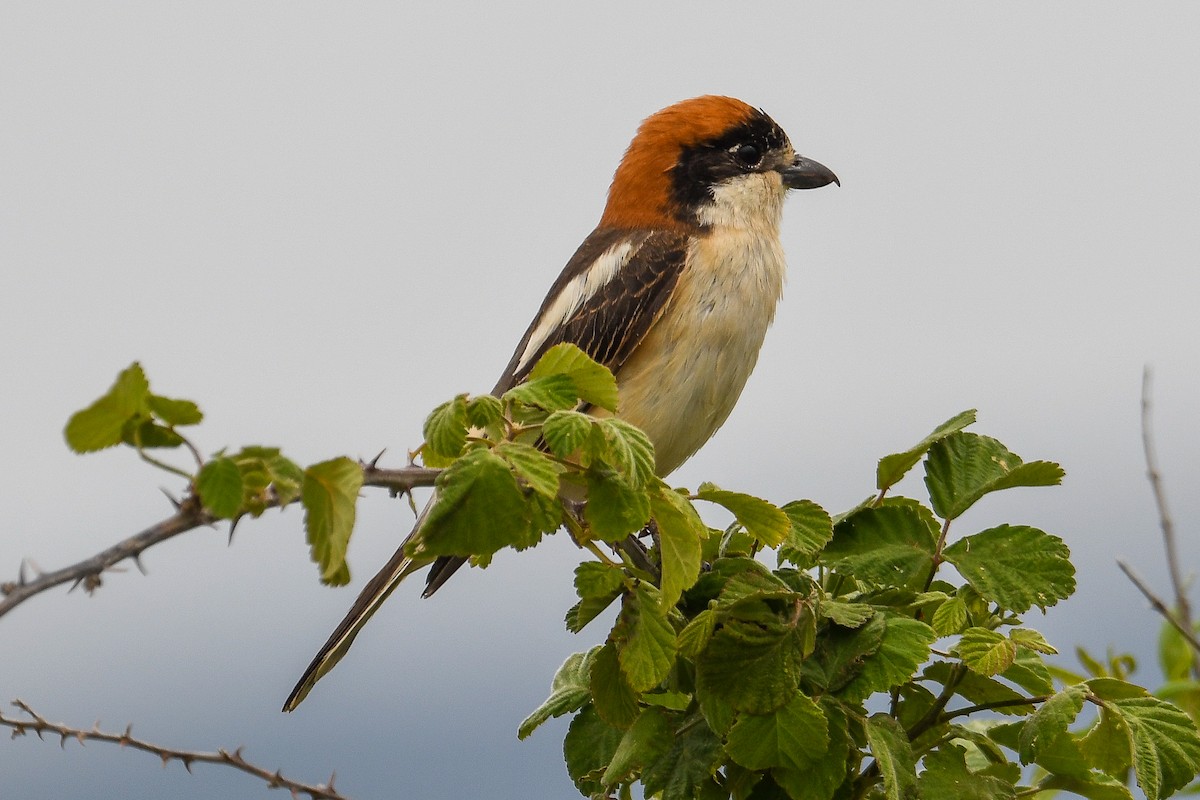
top-left (1118, 560), bottom-right (1200, 656)
top-left (0, 699), bottom-right (348, 800)
top-left (1141, 367), bottom-right (1193, 634)
top-left (0, 462), bottom-right (439, 620)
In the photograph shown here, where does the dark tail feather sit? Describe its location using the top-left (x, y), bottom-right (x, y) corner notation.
top-left (422, 555), bottom-right (469, 598)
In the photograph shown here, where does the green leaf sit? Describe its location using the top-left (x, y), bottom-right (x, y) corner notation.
top-left (771, 699), bottom-right (855, 800)
top-left (423, 395), bottom-right (469, 459)
top-left (924, 432), bottom-right (1063, 520)
top-left (518, 648), bottom-right (597, 739)
top-left (943, 525), bottom-right (1075, 612)
top-left (932, 595), bottom-right (969, 636)
top-left (591, 642), bottom-right (640, 729)
top-left (196, 457), bottom-right (244, 519)
top-left (777, 499), bottom-right (834, 566)
top-left (1080, 705), bottom-right (1134, 776)
top-left (464, 394), bottom-right (503, 429)
top-left (529, 342), bottom-right (620, 412)
top-left (563, 705), bottom-right (625, 796)
top-left (1002, 648), bottom-right (1055, 696)
top-left (959, 627), bottom-right (1018, 676)
top-left (727, 694), bottom-right (829, 771)
top-left (677, 609), bottom-right (717, 658)
top-left (823, 504), bottom-right (937, 589)
top-left (597, 418), bottom-right (656, 487)
top-left (1010, 628), bottom-right (1057, 655)
top-left (413, 449), bottom-right (529, 559)
top-left (694, 485), bottom-right (791, 548)
top-left (641, 715), bottom-right (724, 800)
top-left (822, 600), bottom-right (875, 629)
top-left (565, 592), bottom-right (621, 633)
top-left (877, 409), bottom-right (977, 491)
top-left (586, 471), bottom-right (651, 541)
top-left (301, 457), bottom-right (363, 586)
top-left (696, 616), bottom-right (807, 714)
top-left (575, 561), bottom-right (625, 599)
top-left (804, 612), bottom-right (886, 695)
top-left (619, 584), bottom-right (677, 692)
top-left (1090, 679), bottom-right (1200, 799)
top-left (64, 362), bottom-right (151, 453)
top-left (840, 616), bottom-right (936, 702)
top-left (504, 373), bottom-right (579, 412)
top-left (542, 410), bottom-right (594, 458)
top-left (1160, 619), bottom-right (1197, 683)
top-left (147, 394), bottom-right (203, 426)
top-left (652, 488), bottom-right (705, 609)
top-left (122, 418), bottom-right (185, 449)
top-left (493, 441), bottom-right (564, 498)
top-left (917, 744), bottom-right (1017, 800)
top-left (602, 707), bottom-right (674, 785)
top-left (1018, 684), bottom-right (1087, 764)
top-left (1035, 774), bottom-right (1134, 800)
top-left (866, 714), bottom-right (918, 800)
top-left (643, 692), bottom-right (691, 711)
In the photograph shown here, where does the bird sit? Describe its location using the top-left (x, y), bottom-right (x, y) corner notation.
top-left (283, 95), bottom-right (837, 711)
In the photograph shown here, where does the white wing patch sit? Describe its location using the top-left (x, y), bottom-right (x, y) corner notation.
top-left (515, 238), bottom-right (641, 373)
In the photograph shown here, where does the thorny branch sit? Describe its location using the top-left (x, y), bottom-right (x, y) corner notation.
top-left (0, 463), bottom-right (439, 620)
top-left (0, 700), bottom-right (349, 800)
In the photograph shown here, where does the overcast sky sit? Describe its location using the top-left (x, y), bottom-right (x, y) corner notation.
top-left (3, 3), bottom-right (1200, 798)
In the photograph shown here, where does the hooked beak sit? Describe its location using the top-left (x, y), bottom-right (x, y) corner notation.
top-left (780, 156), bottom-right (840, 190)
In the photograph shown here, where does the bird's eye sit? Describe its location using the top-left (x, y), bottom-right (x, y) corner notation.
top-left (731, 143), bottom-right (761, 167)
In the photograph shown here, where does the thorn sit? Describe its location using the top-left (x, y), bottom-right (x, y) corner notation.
top-left (18, 560), bottom-right (28, 586)
top-left (160, 753), bottom-right (170, 768)
top-left (131, 554), bottom-right (148, 576)
top-left (228, 517), bottom-right (241, 545)
top-left (328, 771), bottom-right (337, 789)
top-left (270, 769), bottom-right (285, 788)
top-left (367, 449), bottom-right (386, 470)
top-left (122, 723), bottom-right (133, 742)
top-left (182, 756), bottom-right (194, 773)
top-left (160, 487), bottom-right (183, 510)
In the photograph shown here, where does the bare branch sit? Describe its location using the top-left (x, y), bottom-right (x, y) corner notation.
top-left (1138, 367), bottom-right (1198, 678)
top-left (0, 462), bottom-right (439, 620)
top-left (1118, 560), bottom-right (1200, 656)
top-left (1141, 366), bottom-right (1192, 628)
top-left (0, 700), bottom-right (350, 800)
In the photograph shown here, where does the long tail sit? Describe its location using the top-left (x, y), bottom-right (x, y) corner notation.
top-left (282, 497), bottom-right (468, 711)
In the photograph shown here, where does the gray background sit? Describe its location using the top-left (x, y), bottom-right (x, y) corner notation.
top-left (3, 2), bottom-right (1199, 797)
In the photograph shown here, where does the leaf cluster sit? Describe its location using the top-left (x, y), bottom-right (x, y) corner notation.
top-left (64, 362), bottom-right (358, 585)
top-left (500, 399), bottom-right (1200, 800)
top-left (65, 355), bottom-right (1200, 798)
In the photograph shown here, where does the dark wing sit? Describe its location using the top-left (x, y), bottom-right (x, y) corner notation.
top-left (491, 226), bottom-right (691, 395)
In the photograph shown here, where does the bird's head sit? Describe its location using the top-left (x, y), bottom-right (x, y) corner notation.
top-left (600, 95), bottom-right (837, 234)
